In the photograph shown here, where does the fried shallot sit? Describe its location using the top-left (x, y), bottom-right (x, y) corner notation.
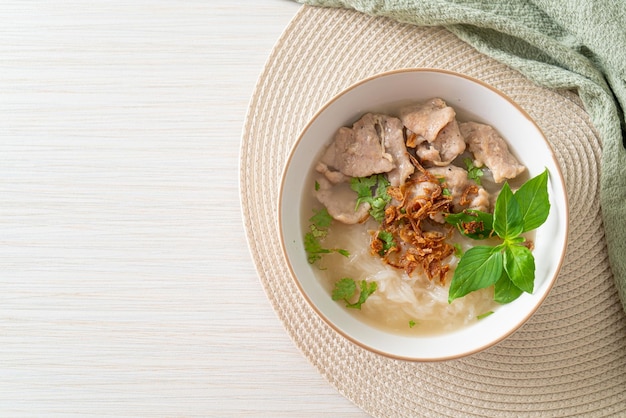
top-left (371, 165), bottom-right (455, 283)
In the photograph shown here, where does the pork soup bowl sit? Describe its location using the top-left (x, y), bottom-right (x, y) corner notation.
top-left (278, 69), bottom-right (568, 361)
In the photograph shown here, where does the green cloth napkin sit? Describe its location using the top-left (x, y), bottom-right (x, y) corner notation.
top-left (296, 0), bottom-right (626, 311)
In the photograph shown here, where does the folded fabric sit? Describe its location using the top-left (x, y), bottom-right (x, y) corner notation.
top-left (295, 0), bottom-right (626, 312)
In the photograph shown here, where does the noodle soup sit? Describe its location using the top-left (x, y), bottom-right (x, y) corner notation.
top-left (279, 69), bottom-right (567, 360)
top-left (303, 98), bottom-right (533, 336)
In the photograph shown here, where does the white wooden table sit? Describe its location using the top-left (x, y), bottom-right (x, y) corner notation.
top-left (0, 1), bottom-right (368, 415)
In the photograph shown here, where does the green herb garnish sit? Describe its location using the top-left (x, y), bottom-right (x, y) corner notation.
top-left (376, 230), bottom-right (397, 256)
top-left (350, 174), bottom-right (391, 222)
top-left (445, 209), bottom-right (494, 240)
top-left (332, 277), bottom-right (356, 301)
top-left (408, 320), bottom-right (417, 328)
top-left (436, 176), bottom-right (453, 197)
top-left (448, 169), bottom-right (550, 304)
top-left (304, 208), bottom-right (350, 264)
top-left (453, 243), bottom-right (464, 258)
top-left (464, 158), bottom-right (484, 186)
top-left (477, 311), bottom-right (494, 320)
top-left (332, 278), bottom-right (377, 310)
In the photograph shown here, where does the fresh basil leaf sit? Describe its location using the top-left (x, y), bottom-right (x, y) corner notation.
top-left (504, 244), bottom-right (535, 294)
top-left (494, 271), bottom-right (523, 304)
top-left (448, 171), bottom-right (550, 305)
top-left (445, 209), bottom-right (494, 240)
top-left (514, 169), bottom-right (550, 232)
top-left (507, 236), bottom-right (526, 244)
top-left (448, 246), bottom-right (503, 303)
top-left (493, 182), bottom-right (523, 240)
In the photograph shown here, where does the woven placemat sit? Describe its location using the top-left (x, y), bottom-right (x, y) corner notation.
top-left (240, 5), bottom-right (626, 417)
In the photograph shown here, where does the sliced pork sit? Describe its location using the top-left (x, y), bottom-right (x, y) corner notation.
top-left (415, 119), bottom-right (466, 166)
top-left (400, 98), bottom-right (456, 147)
top-left (316, 113), bottom-right (412, 185)
top-left (315, 177), bottom-right (370, 224)
top-left (330, 113), bottom-right (394, 178)
top-left (316, 143), bottom-right (348, 184)
top-left (460, 122), bottom-right (526, 183)
top-left (380, 115), bottom-right (415, 186)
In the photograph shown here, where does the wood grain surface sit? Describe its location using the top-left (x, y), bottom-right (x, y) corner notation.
top-left (0, 1), bottom-right (367, 415)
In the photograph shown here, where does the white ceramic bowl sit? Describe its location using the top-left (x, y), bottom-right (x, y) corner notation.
top-left (278, 69), bottom-right (568, 361)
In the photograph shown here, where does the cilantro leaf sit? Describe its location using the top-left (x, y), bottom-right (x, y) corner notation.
top-left (332, 278), bottom-right (377, 310)
top-left (304, 231), bottom-right (330, 264)
top-left (346, 280), bottom-right (378, 309)
top-left (304, 208), bottom-right (350, 264)
top-left (332, 277), bottom-right (357, 301)
top-left (448, 245), bottom-right (503, 303)
top-left (350, 174), bottom-right (391, 223)
top-left (493, 182), bottom-right (523, 240)
top-left (336, 249), bottom-right (350, 257)
top-left (309, 207), bottom-right (333, 229)
top-left (464, 158), bottom-right (484, 186)
top-left (376, 230), bottom-right (396, 256)
top-left (408, 320), bottom-right (417, 328)
top-left (369, 196), bottom-right (388, 223)
top-left (376, 175), bottom-right (391, 200)
top-left (514, 168), bottom-right (550, 232)
top-left (350, 176), bottom-right (377, 209)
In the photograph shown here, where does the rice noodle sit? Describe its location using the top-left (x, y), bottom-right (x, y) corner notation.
top-left (316, 218), bottom-right (498, 336)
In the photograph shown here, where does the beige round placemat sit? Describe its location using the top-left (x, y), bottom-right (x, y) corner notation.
top-left (240, 5), bottom-right (626, 417)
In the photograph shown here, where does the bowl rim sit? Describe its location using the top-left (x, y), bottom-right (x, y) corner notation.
top-left (277, 67), bottom-right (569, 362)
